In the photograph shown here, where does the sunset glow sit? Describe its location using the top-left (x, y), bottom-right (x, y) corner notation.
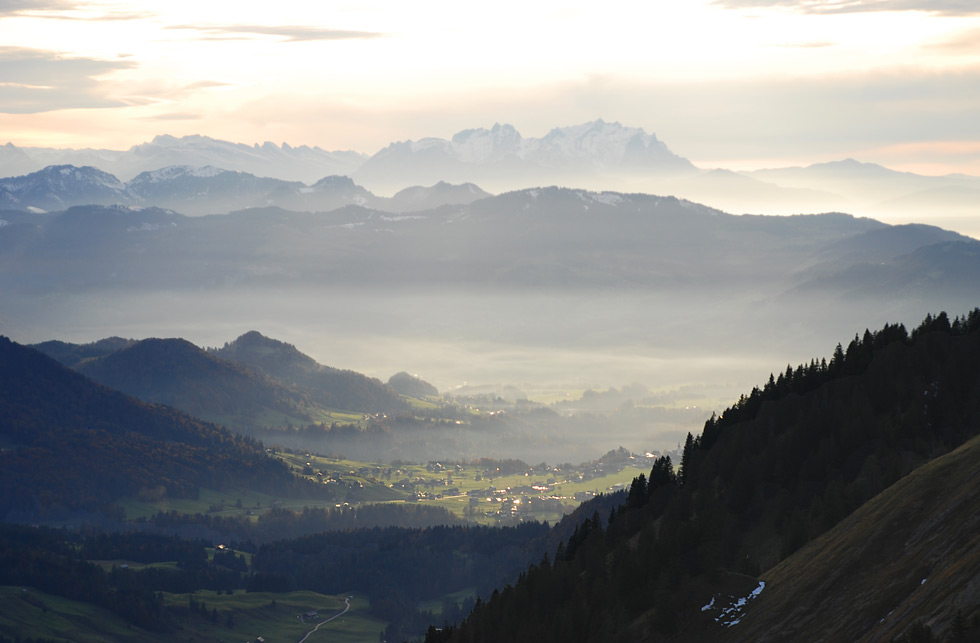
top-left (0, 0), bottom-right (978, 174)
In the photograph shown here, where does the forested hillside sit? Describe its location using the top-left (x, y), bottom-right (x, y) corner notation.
top-left (427, 310), bottom-right (980, 643)
top-left (214, 330), bottom-right (407, 413)
top-left (0, 337), bottom-right (321, 521)
top-left (72, 337), bottom-right (310, 426)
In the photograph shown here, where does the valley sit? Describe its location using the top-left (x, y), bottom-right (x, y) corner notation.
top-left (2, 126), bottom-right (979, 641)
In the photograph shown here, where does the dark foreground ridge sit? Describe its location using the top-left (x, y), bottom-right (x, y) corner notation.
top-left (426, 310), bottom-right (980, 643)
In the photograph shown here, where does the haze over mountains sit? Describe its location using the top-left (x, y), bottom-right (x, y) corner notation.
top-left (3, 120), bottom-right (978, 235)
top-left (2, 120), bottom-right (980, 457)
top-left (0, 164), bottom-right (490, 216)
top-left (3, 190), bottom-right (979, 458)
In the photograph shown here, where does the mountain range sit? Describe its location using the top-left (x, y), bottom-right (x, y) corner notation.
top-left (0, 134), bottom-right (366, 184)
top-left (3, 121), bottom-right (979, 227)
top-left (0, 164), bottom-right (490, 216)
top-left (3, 183), bottom-right (979, 415)
top-left (2, 188), bottom-right (975, 302)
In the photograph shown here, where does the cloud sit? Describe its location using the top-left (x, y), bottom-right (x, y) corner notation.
top-left (168, 24), bottom-right (385, 42)
top-left (0, 46), bottom-right (133, 113)
top-left (142, 112), bottom-right (202, 121)
top-left (0, 0), bottom-right (153, 20)
top-left (772, 41), bottom-right (836, 48)
top-left (0, 0), bottom-right (76, 15)
top-left (711, 0), bottom-right (980, 15)
top-left (484, 66), bottom-right (980, 174)
top-left (926, 28), bottom-right (980, 52)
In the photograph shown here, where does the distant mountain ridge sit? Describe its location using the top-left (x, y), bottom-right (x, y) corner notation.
top-left (0, 134), bottom-right (366, 183)
top-left (0, 163), bottom-right (490, 215)
top-left (354, 120), bottom-right (697, 192)
top-left (5, 123), bottom-right (980, 225)
top-left (2, 189), bottom-right (977, 304)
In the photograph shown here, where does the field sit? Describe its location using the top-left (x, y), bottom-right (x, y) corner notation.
top-left (277, 451), bottom-right (651, 525)
top-left (118, 450), bottom-right (656, 526)
top-left (0, 586), bottom-right (383, 643)
top-left (159, 590), bottom-right (385, 643)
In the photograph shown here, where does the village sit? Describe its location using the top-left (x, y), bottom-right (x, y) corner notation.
top-left (279, 446), bottom-right (682, 526)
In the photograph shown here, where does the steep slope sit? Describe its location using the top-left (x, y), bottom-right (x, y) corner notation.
top-left (728, 431), bottom-right (980, 642)
top-left (215, 330), bottom-right (407, 413)
top-left (427, 311), bottom-right (980, 643)
top-left (0, 337), bottom-right (306, 520)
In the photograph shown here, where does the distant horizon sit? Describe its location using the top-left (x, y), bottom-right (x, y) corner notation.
top-left (4, 124), bottom-right (978, 180)
top-left (2, 1), bottom-right (979, 178)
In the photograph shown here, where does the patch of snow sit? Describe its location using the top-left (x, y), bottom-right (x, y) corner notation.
top-left (0, 219), bottom-right (7, 227)
top-left (380, 215), bottom-right (424, 222)
top-left (26, 206), bottom-right (47, 214)
top-left (592, 192), bottom-right (623, 206)
top-left (127, 221), bottom-right (177, 233)
top-left (703, 581), bottom-right (766, 628)
top-left (138, 165), bottom-right (225, 183)
top-left (921, 578), bottom-right (927, 585)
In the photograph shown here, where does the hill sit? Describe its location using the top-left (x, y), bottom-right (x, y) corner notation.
top-left (214, 330), bottom-right (407, 413)
top-left (0, 336), bottom-right (313, 521)
top-left (388, 371), bottom-right (439, 398)
top-left (426, 310), bottom-right (980, 642)
top-left (71, 337), bottom-right (312, 427)
top-left (33, 332), bottom-right (409, 425)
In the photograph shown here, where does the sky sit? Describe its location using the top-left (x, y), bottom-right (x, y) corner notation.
top-left (1, 0), bottom-right (979, 175)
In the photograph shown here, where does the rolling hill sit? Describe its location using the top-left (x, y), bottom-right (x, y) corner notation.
top-left (32, 332), bottom-right (409, 428)
top-left (0, 336), bottom-right (315, 521)
top-left (213, 330), bottom-right (407, 413)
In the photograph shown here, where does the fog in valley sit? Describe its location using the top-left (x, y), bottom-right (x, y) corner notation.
top-left (3, 126), bottom-right (979, 464)
top-left (4, 281), bottom-right (969, 462)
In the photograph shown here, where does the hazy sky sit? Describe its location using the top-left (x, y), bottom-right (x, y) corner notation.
top-left (1, 0), bottom-right (979, 174)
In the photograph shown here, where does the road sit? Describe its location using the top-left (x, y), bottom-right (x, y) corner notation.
top-left (297, 597), bottom-right (351, 643)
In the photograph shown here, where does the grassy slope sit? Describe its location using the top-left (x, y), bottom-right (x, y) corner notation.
top-left (0, 587), bottom-right (383, 643)
top-left (728, 432), bottom-right (980, 643)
